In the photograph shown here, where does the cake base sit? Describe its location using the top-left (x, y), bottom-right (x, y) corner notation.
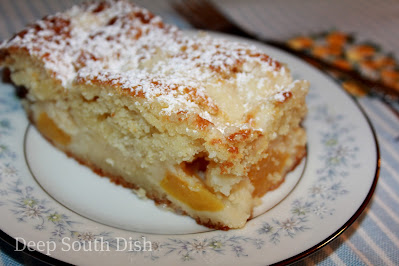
top-left (26, 105), bottom-right (306, 230)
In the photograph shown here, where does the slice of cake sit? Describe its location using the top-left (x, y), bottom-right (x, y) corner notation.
top-left (0, 0), bottom-right (308, 229)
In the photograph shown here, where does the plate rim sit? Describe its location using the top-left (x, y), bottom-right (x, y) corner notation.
top-left (0, 32), bottom-right (380, 265)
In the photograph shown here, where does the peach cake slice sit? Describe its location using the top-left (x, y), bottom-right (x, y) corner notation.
top-left (0, 0), bottom-right (308, 229)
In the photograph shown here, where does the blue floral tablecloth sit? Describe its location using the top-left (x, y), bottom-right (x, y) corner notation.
top-left (0, 0), bottom-right (398, 265)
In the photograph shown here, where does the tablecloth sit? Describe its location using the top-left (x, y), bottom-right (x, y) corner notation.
top-left (0, 0), bottom-right (398, 265)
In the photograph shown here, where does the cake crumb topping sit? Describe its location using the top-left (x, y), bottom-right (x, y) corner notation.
top-left (0, 0), bottom-right (301, 135)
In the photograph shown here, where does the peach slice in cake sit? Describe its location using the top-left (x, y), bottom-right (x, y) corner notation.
top-left (0, 0), bottom-right (308, 229)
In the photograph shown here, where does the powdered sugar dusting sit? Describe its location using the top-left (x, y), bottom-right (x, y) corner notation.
top-left (0, 0), bottom-right (302, 135)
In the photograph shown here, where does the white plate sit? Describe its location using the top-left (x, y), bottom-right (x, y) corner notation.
top-left (0, 32), bottom-right (379, 265)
